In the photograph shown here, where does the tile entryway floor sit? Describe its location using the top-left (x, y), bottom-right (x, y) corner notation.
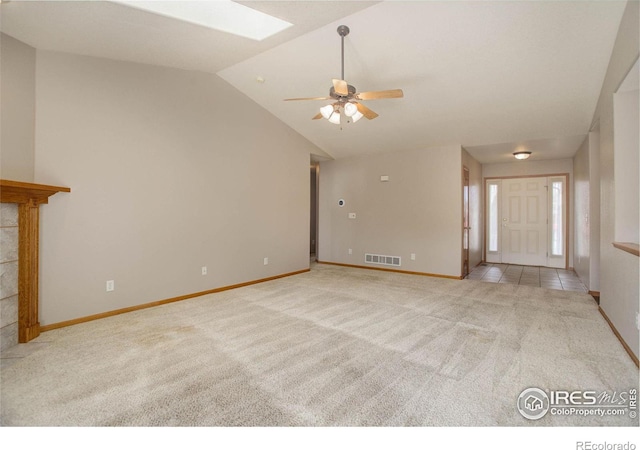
top-left (466, 263), bottom-right (588, 293)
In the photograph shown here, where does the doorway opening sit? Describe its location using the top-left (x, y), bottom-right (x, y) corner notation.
top-left (462, 167), bottom-right (470, 277)
top-left (485, 174), bottom-right (568, 269)
top-left (310, 162), bottom-right (319, 262)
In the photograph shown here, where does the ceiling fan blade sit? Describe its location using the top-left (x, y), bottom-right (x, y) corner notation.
top-left (356, 102), bottom-right (379, 120)
top-left (284, 97), bottom-right (332, 101)
top-left (356, 89), bottom-right (404, 100)
top-left (312, 113), bottom-right (323, 120)
top-left (332, 79), bottom-right (349, 96)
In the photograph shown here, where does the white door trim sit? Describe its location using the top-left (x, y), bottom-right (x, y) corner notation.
top-left (484, 174), bottom-right (569, 268)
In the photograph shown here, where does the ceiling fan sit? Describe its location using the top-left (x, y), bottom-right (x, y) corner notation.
top-left (284, 25), bottom-right (403, 125)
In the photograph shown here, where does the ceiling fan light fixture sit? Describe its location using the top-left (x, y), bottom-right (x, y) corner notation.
top-left (320, 104), bottom-right (334, 119)
top-left (513, 151), bottom-right (532, 160)
top-left (328, 111), bottom-right (341, 125)
top-left (344, 102), bottom-right (358, 117)
top-left (351, 111), bottom-right (364, 123)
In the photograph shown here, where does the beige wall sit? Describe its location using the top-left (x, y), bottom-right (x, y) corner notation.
top-left (462, 149), bottom-right (482, 269)
top-left (588, 131), bottom-right (601, 292)
top-left (1, 34), bottom-right (35, 182)
top-left (592, 1), bottom-right (639, 359)
top-left (34, 51), bottom-right (320, 325)
top-left (482, 158), bottom-right (574, 179)
top-left (573, 137), bottom-right (591, 288)
top-left (318, 145), bottom-right (463, 277)
top-left (573, 131), bottom-right (602, 292)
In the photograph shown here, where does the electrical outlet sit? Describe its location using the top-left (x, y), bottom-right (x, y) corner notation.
top-left (264, 257), bottom-right (269, 265)
top-left (201, 266), bottom-right (207, 275)
top-left (410, 253), bottom-right (416, 261)
top-left (348, 248), bottom-right (352, 255)
top-left (106, 280), bottom-right (115, 292)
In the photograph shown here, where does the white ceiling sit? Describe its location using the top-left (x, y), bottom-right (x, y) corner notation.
top-left (1, 1), bottom-right (628, 163)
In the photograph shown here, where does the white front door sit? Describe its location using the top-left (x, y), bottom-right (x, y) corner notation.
top-left (500, 177), bottom-right (548, 266)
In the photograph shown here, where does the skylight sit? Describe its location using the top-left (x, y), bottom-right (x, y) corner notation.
top-left (112, 0), bottom-right (293, 41)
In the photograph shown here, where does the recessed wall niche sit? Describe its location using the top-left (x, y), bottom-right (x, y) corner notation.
top-left (613, 58), bottom-right (639, 246)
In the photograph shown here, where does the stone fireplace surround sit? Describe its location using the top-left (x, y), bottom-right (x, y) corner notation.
top-left (0, 180), bottom-right (70, 351)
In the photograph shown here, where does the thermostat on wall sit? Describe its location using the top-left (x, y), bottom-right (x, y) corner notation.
top-left (380, 175), bottom-right (390, 182)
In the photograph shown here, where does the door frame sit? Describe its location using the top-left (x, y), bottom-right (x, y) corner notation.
top-left (462, 166), bottom-right (470, 277)
top-left (483, 173), bottom-right (570, 269)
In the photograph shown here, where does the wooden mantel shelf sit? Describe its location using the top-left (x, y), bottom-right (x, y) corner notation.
top-left (1, 179), bottom-right (71, 205)
top-left (1, 179), bottom-right (71, 343)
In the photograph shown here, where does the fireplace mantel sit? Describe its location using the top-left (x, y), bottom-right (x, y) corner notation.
top-left (1, 179), bottom-right (70, 342)
top-left (1, 179), bottom-right (70, 205)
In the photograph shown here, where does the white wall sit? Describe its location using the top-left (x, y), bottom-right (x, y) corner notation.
top-left (318, 145), bottom-right (463, 278)
top-left (483, 158), bottom-right (575, 268)
top-left (593, 0), bottom-right (639, 359)
top-left (34, 51), bottom-right (320, 325)
top-left (0, 34), bottom-right (35, 182)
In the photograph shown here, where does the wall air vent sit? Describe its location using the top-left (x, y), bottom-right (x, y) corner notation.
top-left (364, 253), bottom-right (401, 267)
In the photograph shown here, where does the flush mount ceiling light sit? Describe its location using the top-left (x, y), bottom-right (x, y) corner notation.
top-left (513, 151), bottom-right (532, 160)
top-left (112, 0), bottom-right (292, 41)
top-left (284, 25), bottom-right (404, 126)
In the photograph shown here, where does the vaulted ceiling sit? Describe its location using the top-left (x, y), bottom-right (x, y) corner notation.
top-left (1, 1), bottom-right (627, 162)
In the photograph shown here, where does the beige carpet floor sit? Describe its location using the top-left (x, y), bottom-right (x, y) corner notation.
top-left (1, 263), bottom-right (638, 426)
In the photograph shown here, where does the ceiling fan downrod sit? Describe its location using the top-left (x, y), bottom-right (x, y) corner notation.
top-left (337, 25), bottom-right (349, 82)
